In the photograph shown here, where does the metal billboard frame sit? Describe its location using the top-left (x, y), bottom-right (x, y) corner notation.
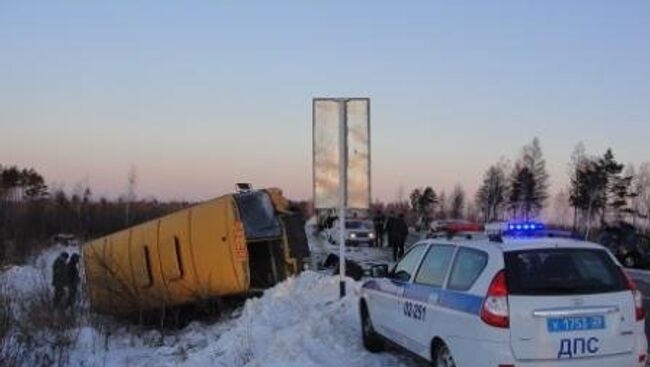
top-left (312, 97), bottom-right (371, 212)
top-left (312, 97), bottom-right (370, 297)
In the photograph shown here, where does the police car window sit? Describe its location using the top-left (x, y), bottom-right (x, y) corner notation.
top-left (392, 245), bottom-right (427, 281)
top-left (414, 245), bottom-right (455, 288)
top-left (505, 248), bottom-right (626, 295)
top-left (447, 248), bottom-right (488, 291)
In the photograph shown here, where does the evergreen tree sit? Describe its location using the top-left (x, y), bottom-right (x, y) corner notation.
top-left (21, 168), bottom-right (48, 200)
top-left (409, 188), bottom-right (422, 216)
top-left (597, 149), bottom-right (637, 224)
top-left (0, 166), bottom-right (21, 201)
top-left (409, 187), bottom-right (438, 229)
top-left (419, 187), bottom-right (438, 227)
top-left (508, 138), bottom-right (549, 220)
top-left (476, 163), bottom-right (508, 222)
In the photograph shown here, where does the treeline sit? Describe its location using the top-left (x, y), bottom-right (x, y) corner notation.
top-left (567, 144), bottom-right (650, 235)
top-left (405, 138), bottom-right (547, 229)
top-left (0, 165), bottom-right (190, 264)
top-left (404, 138), bottom-right (649, 236)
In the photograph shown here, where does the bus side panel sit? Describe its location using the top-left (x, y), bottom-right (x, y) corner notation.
top-left (108, 229), bottom-right (138, 314)
top-left (85, 229), bottom-right (137, 314)
top-left (190, 198), bottom-right (247, 297)
top-left (129, 220), bottom-right (167, 311)
top-left (83, 238), bottom-right (110, 313)
top-left (158, 209), bottom-right (197, 304)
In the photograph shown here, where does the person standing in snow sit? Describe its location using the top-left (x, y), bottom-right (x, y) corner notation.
top-left (373, 211), bottom-right (386, 247)
top-left (385, 211), bottom-right (397, 259)
top-left (65, 253), bottom-right (80, 309)
top-left (52, 251), bottom-right (69, 307)
top-left (396, 213), bottom-right (409, 259)
top-left (388, 213), bottom-right (409, 261)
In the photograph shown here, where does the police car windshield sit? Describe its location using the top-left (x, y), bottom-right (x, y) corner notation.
top-left (504, 248), bottom-right (626, 296)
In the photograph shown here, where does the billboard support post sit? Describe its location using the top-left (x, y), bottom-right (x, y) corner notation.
top-left (338, 100), bottom-right (348, 298)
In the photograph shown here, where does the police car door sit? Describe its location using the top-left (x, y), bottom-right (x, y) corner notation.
top-left (377, 244), bottom-right (428, 343)
top-left (400, 244), bottom-right (456, 358)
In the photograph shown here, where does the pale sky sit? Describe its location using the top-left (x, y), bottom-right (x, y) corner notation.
top-left (1, 1), bottom-right (649, 202)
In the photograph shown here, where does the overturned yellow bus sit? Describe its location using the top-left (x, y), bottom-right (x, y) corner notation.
top-left (82, 188), bottom-right (310, 315)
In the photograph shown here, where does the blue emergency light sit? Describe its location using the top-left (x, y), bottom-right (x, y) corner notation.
top-left (493, 221), bottom-right (583, 241)
top-left (507, 222), bottom-right (545, 232)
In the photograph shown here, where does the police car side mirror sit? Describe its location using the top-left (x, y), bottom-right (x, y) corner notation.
top-left (370, 264), bottom-right (388, 278)
top-left (388, 270), bottom-right (410, 282)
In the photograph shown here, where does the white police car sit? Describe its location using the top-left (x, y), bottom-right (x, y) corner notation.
top-left (359, 223), bottom-right (647, 367)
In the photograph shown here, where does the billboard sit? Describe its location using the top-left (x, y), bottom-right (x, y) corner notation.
top-left (313, 98), bottom-right (370, 210)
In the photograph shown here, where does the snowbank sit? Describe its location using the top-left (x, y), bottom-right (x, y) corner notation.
top-left (183, 272), bottom-right (415, 367)
top-left (67, 272), bottom-right (416, 366)
top-left (2, 241), bottom-right (416, 366)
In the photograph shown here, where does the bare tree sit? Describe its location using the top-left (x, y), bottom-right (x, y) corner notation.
top-left (637, 162), bottom-right (650, 232)
top-left (125, 165), bottom-right (137, 226)
top-left (436, 191), bottom-right (447, 219)
top-left (624, 164), bottom-right (640, 226)
top-left (567, 142), bottom-right (587, 229)
top-left (551, 189), bottom-right (572, 227)
top-left (450, 184), bottom-right (465, 219)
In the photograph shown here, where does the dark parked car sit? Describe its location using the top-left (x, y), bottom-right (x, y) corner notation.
top-left (598, 223), bottom-right (650, 269)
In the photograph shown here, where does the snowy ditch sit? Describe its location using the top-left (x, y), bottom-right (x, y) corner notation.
top-left (0, 241), bottom-right (417, 367)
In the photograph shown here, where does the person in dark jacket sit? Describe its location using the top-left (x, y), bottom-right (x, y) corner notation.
top-left (385, 211), bottom-right (395, 242)
top-left (52, 252), bottom-right (69, 307)
top-left (389, 214), bottom-right (409, 261)
top-left (65, 253), bottom-right (80, 309)
top-left (373, 211), bottom-right (386, 247)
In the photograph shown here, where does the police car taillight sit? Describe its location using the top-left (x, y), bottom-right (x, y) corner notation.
top-left (621, 269), bottom-right (645, 321)
top-left (480, 270), bottom-right (509, 328)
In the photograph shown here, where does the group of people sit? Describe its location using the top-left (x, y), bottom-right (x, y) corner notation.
top-left (51, 251), bottom-right (80, 309)
top-left (373, 211), bottom-right (409, 261)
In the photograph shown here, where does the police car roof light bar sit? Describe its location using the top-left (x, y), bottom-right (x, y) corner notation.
top-left (500, 222), bottom-right (585, 241)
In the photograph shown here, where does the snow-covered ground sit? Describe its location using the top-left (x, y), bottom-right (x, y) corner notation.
top-left (309, 230), bottom-right (395, 268)
top-left (1, 237), bottom-right (418, 366)
top-left (0, 244), bottom-right (80, 295)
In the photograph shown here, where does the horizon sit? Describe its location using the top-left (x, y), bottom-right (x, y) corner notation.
top-left (2, 1), bottom-right (649, 202)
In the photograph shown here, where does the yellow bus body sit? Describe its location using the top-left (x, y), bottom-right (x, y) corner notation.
top-left (83, 188), bottom-right (308, 315)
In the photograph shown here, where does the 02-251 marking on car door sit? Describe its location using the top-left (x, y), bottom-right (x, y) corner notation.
top-left (403, 300), bottom-right (426, 321)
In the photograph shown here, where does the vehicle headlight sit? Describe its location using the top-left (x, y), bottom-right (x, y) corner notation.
top-left (368, 233), bottom-right (375, 239)
top-left (349, 233), bottom-right (357, 239)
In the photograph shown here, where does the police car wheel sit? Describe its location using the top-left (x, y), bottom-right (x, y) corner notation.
top-left (361, 304), bottom-right (383, 352)
top-left (434, 343), bottom-right (456, 367)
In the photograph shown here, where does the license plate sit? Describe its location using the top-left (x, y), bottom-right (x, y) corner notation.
top-left (547, 316), bottom-right (605, 333)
